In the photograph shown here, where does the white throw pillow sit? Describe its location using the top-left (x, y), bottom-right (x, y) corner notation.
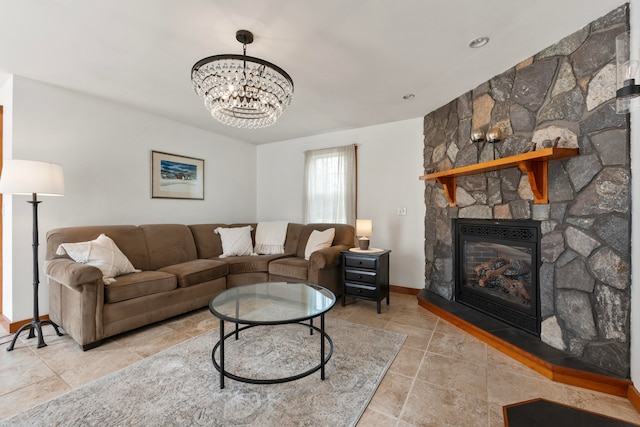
top-left (56, 234), bottom-right (140, 284)
top-left (214, 226), bottom-right (256, 258)
top-left (304, 228), bottom-right (336, 260)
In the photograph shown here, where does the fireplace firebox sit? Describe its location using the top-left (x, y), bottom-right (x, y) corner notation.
top-left (454, 219), bottom-right (541, 336)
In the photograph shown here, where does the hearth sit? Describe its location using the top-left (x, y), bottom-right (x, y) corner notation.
top-left (454, 219), bottom-right (541, 336)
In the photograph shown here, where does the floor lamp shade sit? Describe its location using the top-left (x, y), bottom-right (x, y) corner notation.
top-left (0, 159), bottom-right (64, 196)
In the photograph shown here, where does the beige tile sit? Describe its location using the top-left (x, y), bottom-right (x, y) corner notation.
top-left (417, 352), bottom-right (487, 400)
top-left (0, 375), bottom-right (71, 421)
top-left (389, 346), bottom-right (425, 378)
top-left (55, 341), bottom-right (143, 388)
top-left (162, 308), bottom-right (219, 336)
top-left (391, 309), bottom-right (439, 330)
top-left (427, 329), bottom-right (487, 365)
top-left (114, 323), bottom-right (178, 347)
top-left (487, 368), bottom-right (568, 407)
top-left (400, 379), bottom-right (488, 427)
top-left (388, 293), bottom-right (422, 312)
top-left (0, 344), bottom-right (57, 394)
top-left (357, 408), bottom-right (398, 427)
top-left (488, 403), bottom-right (505, 427)
top-left (348, 299), bottom-right (395, 320)
top-left (127, 329), bottom-right (190, 358)
top-left (563, 385), bottom-right (640, 424)
top-left (368, 371), bottom-right (414, 418)
top-left (385, 321), bottom-right (433, 351)
top-left (485, 345), bottom-right (547, 380)
top-left (346, 312), bottom-right (390, 330)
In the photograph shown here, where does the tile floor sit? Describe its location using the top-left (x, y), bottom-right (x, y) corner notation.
top-left (1, 292), bottom-right (639, 426)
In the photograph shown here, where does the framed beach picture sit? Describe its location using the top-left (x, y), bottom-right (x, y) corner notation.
top-left (151, 151), bottom-right (204, 199)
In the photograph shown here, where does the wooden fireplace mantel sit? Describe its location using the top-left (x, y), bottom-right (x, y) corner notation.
top-left (419, 147), bottom-right (579, 206)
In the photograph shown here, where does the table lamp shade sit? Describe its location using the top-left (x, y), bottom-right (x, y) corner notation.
top-left (356, 219), bottom-right (372, 237)
top-left (0, 159), bottom-right (64, 196)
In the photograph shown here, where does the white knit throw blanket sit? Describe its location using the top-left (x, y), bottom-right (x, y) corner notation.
top-left (254, 221), bottom-right (289, 255)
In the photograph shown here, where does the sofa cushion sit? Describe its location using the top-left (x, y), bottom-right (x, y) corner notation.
top-left (105, 271), bottom-right (177, 303)
top-left (268, 257), bottom-right (309, 281)
top-left (140, 224), bottom-right (198, 270)
top-left (56, 234), bottom-right (141, 284)
top-left (222, 254), bottom-right (289, 275)
top-left (158, 259), bottom-right (229, 288)
top-left (188, 224), bottom-right (228, 258)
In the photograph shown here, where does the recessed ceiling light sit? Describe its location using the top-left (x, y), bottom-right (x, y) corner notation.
top-left (402, 93), bottom-right (415, 100)
top-left (468, 36), bottom-right (490, 48)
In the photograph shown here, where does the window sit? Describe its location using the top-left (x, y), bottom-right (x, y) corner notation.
top-left (303, 145), bottom-right (356, 224)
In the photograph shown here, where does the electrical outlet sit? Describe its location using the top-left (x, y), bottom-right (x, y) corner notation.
top-left (397, 207), bottom-right (407, 216)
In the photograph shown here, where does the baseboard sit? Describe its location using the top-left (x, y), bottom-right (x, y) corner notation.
top-left (0, 313), bottom-right (10, 333)
top-left (0, 314), bottom-right (49, 333)
top-left (389, 285), bottom-right (420, 295)
top-left (629, 384), bottom-right (640, 414)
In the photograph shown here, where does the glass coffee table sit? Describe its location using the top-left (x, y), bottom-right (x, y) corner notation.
top-left (209, 282), bottom-right (336, 389)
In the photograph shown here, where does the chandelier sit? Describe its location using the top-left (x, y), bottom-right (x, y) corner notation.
top-left (191, 30), bottom-right (294, 129)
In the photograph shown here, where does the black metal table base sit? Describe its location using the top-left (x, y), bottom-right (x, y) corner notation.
top-left (212, 316), bottom-right (333, 389)
top-left (6, 318), bottom-right (64, 351)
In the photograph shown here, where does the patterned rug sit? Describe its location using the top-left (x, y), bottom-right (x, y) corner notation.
top-left (1, 318), bottom-right (405, 427)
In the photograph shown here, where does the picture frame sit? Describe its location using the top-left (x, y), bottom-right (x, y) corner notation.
top-left (151, 151), bottom-right (204, 200)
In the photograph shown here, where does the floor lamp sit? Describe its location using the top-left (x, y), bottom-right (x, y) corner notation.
top-left (0, 159), bottom-right (65, 350)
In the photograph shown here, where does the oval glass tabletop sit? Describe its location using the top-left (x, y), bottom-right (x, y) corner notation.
top-left (209, 282), bottom-right (336, 324)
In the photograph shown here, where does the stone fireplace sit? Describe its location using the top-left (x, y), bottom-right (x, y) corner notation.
top-left (422, 5), bottom-right (631, 378)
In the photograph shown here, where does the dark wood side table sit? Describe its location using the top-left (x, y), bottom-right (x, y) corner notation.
top-left (341, 249), bottom-right (391, 313)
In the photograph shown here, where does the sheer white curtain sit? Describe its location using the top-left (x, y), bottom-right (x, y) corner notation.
top-left (303, 145), bottom-right (356, 224)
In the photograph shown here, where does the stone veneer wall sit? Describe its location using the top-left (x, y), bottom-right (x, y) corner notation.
top-left (422, 5), bottom-right (631, 377)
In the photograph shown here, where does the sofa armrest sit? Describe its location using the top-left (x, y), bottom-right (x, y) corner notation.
top-left (45, 258), bottom-right (103, 288)
top-left (309, 244), bottom-right (351, 270)
top-left (46, 258), bottom-right (105, 349)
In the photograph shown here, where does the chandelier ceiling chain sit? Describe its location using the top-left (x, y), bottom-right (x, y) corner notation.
top-left (191, 29), bottom-right (294, 129)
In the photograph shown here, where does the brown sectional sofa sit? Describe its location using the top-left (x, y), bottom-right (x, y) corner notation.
top-left (45, 222), bottom-right (355, 350)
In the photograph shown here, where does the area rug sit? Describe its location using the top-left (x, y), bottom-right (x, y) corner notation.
top-left (1, 318), bottom-right (405, 427)
top-left (503, 398), bottom-right (640, 427)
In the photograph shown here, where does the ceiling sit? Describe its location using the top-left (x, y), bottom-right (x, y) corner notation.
top-left (0, 0), bottom-right (627, 145)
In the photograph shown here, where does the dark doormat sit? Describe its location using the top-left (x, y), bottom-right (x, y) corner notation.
top-left (503, 398), bottom-right (640, 427)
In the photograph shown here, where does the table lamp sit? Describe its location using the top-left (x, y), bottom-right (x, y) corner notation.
top-left (0, 159), bottom-right (65, 350)
top-left (356, 219), bottom-right (372, 250)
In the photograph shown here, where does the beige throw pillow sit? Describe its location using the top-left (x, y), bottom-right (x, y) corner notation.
top-left (304, 228), bottom-right (336, 260)
top-left (56, 234), bottom-right (140, 284)
top-left (214, 226), bottom-right (256, 258)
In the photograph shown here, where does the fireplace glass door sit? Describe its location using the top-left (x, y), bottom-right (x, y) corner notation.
top-left (454, 219), bottom-right (541, 335)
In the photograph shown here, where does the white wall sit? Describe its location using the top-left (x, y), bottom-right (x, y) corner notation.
top-left (630, 0), bottom-right (640, 390)
top-left (257, 118), bottom-right (425, 289)
top-left (2, 76), bottom-right (257, 321)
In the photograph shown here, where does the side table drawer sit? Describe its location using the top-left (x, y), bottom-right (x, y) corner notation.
top-left (344, 269), bottom-right (377, 284)
top-left (345, 283), bottom-right (377, 299)
top-left (344, 256), bottom-right (377, 269)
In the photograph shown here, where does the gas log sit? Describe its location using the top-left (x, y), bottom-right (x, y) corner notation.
top-left (473, 257), bottom-right (531, 302)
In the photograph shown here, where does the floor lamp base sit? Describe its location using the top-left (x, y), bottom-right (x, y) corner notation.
top-left (6, 318), bottom-right (63, 351)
